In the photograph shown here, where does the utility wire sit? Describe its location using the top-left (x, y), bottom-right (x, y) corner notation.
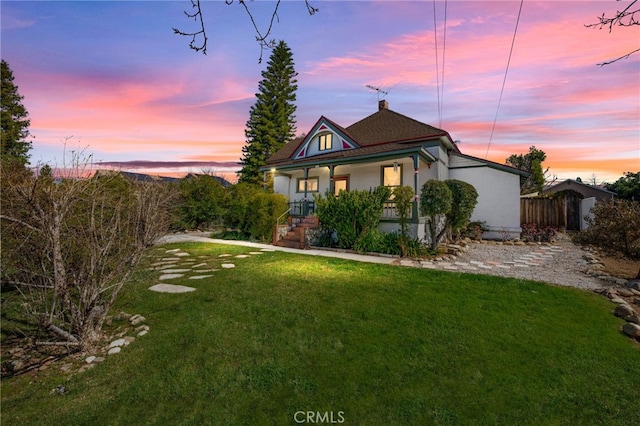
top-left (432, 0), bottom-right (441, 127)
top-left (485, 0), bottom-right (525, 159)
top-left (440, 0), bottom-right (447, 129)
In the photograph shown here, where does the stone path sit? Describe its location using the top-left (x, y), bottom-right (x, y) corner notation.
top-left (155, 233), bottom-right (607, 291)
top-left (145, 245), bottom-right (273, 293)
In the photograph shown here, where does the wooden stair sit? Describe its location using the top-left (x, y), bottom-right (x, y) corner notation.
top-left (274, 215), bottom-right (319, 249)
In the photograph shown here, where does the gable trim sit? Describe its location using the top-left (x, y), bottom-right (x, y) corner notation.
top-left (291, 117), bottom-right (359, 160)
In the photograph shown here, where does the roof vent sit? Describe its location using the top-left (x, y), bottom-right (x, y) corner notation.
top-left (378, 99), bottom-right (389, 110)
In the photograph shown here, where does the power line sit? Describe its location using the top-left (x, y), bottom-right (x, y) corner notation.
top-left (485, 0), bottom-right (525, 159)
top-left (441, 0), bottom-right (447, 129)
top-left (432, 0), bottom-right (441, 127)
top-left (432, 0), bottom-right (448, 129)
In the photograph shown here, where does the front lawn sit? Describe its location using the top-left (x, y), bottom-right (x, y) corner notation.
top-left (2, 242), bottom-right (639, 425)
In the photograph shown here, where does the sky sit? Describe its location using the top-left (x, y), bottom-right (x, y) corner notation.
top-left (2, 0), bottom-right (639, 184)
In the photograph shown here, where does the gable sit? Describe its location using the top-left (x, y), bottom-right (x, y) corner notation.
top-left (291, 117), bottom-right (358, 160)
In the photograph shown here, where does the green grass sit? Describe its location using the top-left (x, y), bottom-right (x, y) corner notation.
top-left (3, 242), bottom-right (640, 425)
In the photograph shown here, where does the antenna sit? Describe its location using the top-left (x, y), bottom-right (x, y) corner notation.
top-left (365, 84), bottom-right (389, 101)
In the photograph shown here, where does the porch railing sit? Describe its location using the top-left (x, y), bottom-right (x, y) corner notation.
top-left (289, 200), bottom-right (316, 216)
top-left (382, 201), bottom-right (399, 219)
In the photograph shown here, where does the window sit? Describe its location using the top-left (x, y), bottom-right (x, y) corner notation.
top-left (297, 177), bottom-right (319, 193)
top-left (318, 133), bottom-right (333, 151)
top-left (382, 164), bottom-right (402, 188)
top-left (333, 176), bottom-right (349, 196)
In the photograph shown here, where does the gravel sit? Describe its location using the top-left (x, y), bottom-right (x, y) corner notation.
top-left (454, 234), bottom-right (605, 290)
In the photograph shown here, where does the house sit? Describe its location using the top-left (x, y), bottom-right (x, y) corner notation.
top-left (541, 179), bottom-right (615, 231)
top-left (263, 101), bottom-right (529, 242)
top-left (541, 179), bottom-right (615, 201)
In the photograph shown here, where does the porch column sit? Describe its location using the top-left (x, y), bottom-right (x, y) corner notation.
top-left (303, 168), bottom-right (309, 216)
top-left (263, 170), bottom-right (268, 191)
top-left (412, 154), bottom-right (420, 220)
top-left (329, 165), bottom-right (335, 195)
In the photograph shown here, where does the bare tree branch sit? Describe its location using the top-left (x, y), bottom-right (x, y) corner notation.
top-left (174, 0), bottom-right (318, 61)
top-left (173, 0), bottom-right (208, 54)
top-left (586, 0), bottom-right (640, 65)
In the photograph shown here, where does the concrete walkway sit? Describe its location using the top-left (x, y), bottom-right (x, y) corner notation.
top-left (155, 232), bottom-right (604, 290)
top-left (156, 234), bottom-right (396, 266)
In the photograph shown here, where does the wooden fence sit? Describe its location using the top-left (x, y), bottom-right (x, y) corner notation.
top-left (520, 198), bottom-right (566, 228)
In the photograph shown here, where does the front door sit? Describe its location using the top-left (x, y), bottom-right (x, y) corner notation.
top-left (333, 176), bottom-right (349, 196)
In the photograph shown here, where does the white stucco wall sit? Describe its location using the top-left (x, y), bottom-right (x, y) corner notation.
top-left (449, 162), bottom-right (522, 240)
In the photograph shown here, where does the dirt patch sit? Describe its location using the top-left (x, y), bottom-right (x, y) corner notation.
top-left (601, 255), bottom-right (639, 280)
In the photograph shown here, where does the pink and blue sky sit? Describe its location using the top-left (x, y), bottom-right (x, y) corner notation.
top-left (2, 0), bottom-right (638, 183)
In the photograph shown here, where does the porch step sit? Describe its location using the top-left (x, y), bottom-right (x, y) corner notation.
top-left (274, 215), bottom-right (319, 249)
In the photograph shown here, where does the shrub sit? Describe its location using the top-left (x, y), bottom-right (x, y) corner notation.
top-left (0, 163), bottom-right (175, 347)
top-left (463, 221), bottom-right (488, 240)
top-left (174, 174), bottom-right (227, 230)
top-left (248, 192), bottom-right (289, 242)
top-left (392, 185), bottom-right (415, 238)
top-left (315, 186), bottom-right (391, 250)
top-left (224, 183), bottom-right (288, 242)
top-left (573, 199), bottom-right (640, 259)
top-left (521, 223), bottom-right (557, 243)
top-left (420, 180), bottom-right (452, 251)
top-left (445, 179), bottom-right (478, 238)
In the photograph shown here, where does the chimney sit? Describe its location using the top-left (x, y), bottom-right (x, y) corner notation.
top-left (378, 99), bottom-right (389, 110)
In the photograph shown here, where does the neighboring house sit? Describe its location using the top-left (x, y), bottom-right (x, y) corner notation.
top-left (94, 169), bottom-right (181, 183)
top-left (183, 173), bottom-right (232, 188)
top-left (541, 179), bottom-right (615, 201)
top-left (263, 101), bottom-right (529, 241)
top-left (542, 179), bottom-right (615, 231)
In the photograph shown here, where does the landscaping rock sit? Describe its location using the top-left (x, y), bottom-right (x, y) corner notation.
top-left (626, 279), bottom-right (640, 291)
top-left (107, 346), bottom-right (121, 355)
top-left (622, 323), bottom-right (640, 339)
top-left (109, 338), bottom-right (126, 349)
top-left (614, 304), bottom-right (640, 325)
top-left (618, 288), bottom-right (635, 298)
top-left (129, 314), bottom-right (146, 326)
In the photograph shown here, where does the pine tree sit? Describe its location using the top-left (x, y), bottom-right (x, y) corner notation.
top-left (238, 40), bottom-right (297, 186)
top-left (1, 60), bottom-right (32, 165)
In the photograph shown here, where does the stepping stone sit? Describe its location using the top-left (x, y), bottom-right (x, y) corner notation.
top-left (159, 273), bottom-right (184, 280)
top-left (189, 275), bottom-right (213, 280)
top-left (260, 249), bottom-right (275, 252)
top-left (196, 269), bottom-right (219, 272)
top-left (221, 264), bottom-right (235, 269)
top-left (219, 254), bottom-right (232, 257)
top-left (191, 263), bottom-right (208, 268)
top-left (151, 260), bottom-right (179, 266)
top-left (249, 252), bottom-right (264, 255)
top-left (159, 269), bottom-right (191, 273)
top-left (175, 252), bottom-right (190, 257)
top-left (160, 258), bottom-right (181, 262)
top-left (148, 284), bottom-right (196, 293)
top-left (166, 249), bottom-right (181, 253)
top-left (235, 255), bottom-right (249, 259)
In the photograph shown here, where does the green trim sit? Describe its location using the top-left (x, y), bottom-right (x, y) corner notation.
top-left (296, 176), bottom-right (319, 193)
top-left (263, 146), bottom-right (436, 173)
top-left (381, 163), bottom-right (403, 187)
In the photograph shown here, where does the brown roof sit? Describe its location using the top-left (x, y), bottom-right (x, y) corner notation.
top-left (346, 108), bottom-right (448, 145)
top-left (266, 108), bottom-right (455, 168)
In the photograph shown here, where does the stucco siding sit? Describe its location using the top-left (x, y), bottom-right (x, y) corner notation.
top-left (449, 166), bottom-right (522, 239)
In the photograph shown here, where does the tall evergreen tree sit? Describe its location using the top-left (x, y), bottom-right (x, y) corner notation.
top-left (1, 60), bottom-right (32, 165)
top-left (238, 40), bottom-right (297, 186)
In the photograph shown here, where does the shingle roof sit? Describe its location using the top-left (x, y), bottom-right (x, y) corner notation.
top-left (346, 108), bottom-right (448, 145)
top-left (265, 108), bottom-right (454, 168)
